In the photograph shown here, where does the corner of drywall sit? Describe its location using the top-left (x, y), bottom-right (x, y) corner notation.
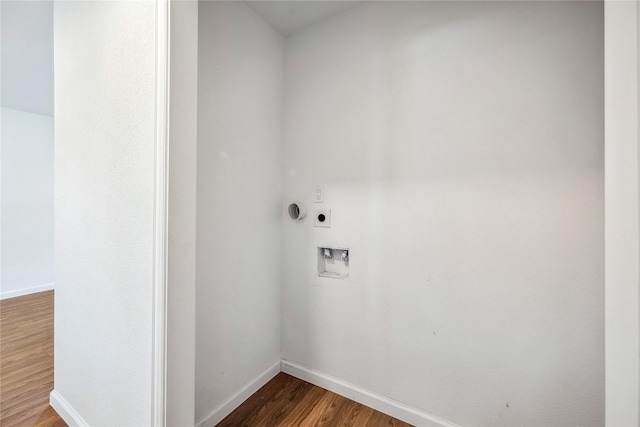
top-left (166, 0), bottom-right (199, 426)
top-left (54, 1), bottom-right (158, 425)
top-left (50, 390), bottom-right (89, 427)
top-left (153, 0), bottom-right (170, 425)
top-left (604, 1), bottom-right (640, 425)
top-left (195, 361), bottom-right (280, 427)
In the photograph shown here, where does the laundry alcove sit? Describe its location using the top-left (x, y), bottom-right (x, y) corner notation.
top-left (177, 2), bottom-right (607, 426)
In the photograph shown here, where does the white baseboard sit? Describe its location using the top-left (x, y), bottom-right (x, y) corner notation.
top-left (50, 389), bottom-right (90, 427)
top-left (51, 360), bottom-right (457, 427)
top-left (196, 360), bottom-right (281, 427)
top-left (281, 360), bottom-right (461, 427)
top-left (0, 282), bottom-right (54, 300)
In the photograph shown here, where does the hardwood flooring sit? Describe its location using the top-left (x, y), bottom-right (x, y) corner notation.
top-left (217, 373), bottom-right (413, 427)
top-left (1, 292), bottom-right (410, 427)
top-left (0, 291), bottom-right (66, 427)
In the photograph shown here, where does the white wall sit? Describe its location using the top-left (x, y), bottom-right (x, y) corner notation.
top-left (167, 0), bottom-right (198, 426)
top-left (0, 0), bottom-right (54, 116)
top-left (52, 2), bottom-right (157, 425)
top-left (604, 1), bottom-right (640, 426)
top-left (1, 107), bottom-right (54, 299)
top-left (195, 2), bottom-right (284, 424)
top-left (282, 2), bottom-right (604, 426)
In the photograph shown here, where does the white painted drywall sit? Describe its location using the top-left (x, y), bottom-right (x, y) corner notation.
top-left (1, 0), bottom-right (54, 116)
top-left (195, 1), bottom-right (284, 423)
top-left (282, 2), bottom-right (604, 426)
top-left (53, 2), bottom-right (157, 425)
top-left (1, 107), bottom-right (54, 299)
top-left (167, 1), bottom-right (198, 426)
top-left (604, 1), bottom-right (640, 426)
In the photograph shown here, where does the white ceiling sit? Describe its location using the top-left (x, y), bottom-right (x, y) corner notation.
top-left (245, 1), bottom-right (362, 37)
top-left (1, 1), bottom-right (54, 117)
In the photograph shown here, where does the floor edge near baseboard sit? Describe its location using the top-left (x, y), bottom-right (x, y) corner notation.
top-left (1, 283), bottom-right (54, 300)
top-left (281, 360), bottom-right (461, 427)
top-left (195, 360), bottom-right (281, 427)
top-left (50, 389), bottom-right (90, 427)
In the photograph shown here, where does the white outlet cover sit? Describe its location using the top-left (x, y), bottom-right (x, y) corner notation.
top-left (313, 209), bottom-right (331, 227)
top-left (314, 185), bottom-right (324, 203)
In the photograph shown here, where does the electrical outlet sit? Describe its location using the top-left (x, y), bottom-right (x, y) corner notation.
top-left (313, 209), bottom-right (331, 227)
top-left (314, 185), bottom-right (324, 203)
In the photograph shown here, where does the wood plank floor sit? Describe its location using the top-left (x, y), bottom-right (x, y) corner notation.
top-left (0, 291), bottom-right (66, 427)
top-left (1, 292), bottom-right (411, 426)
top-left (217, 373), bottom-right (413, 427)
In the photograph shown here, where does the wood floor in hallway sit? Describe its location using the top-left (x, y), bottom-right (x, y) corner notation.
top-left (1, 291), bottom-right (411, 426)
top-left (0, 291), bottom-right (66, 427)
top-left (216, 373), bottom-right (414, 427)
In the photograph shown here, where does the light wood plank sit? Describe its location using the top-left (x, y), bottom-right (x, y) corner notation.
top-left (217, 373), bottom-right (413, 427)
top-left (0, 291), bottom-right (66, 427)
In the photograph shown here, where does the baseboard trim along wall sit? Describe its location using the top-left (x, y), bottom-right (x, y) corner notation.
top-left (51, 358), bottom-right (458, 426)
top-left (196, 360), bottom-right (281, 427)
top-left (50, 389), bottom-right (90, 427)
top-left (281, 360), bottom-right (461, 427)
top-left (0, 282), bottom-right (54, 300)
